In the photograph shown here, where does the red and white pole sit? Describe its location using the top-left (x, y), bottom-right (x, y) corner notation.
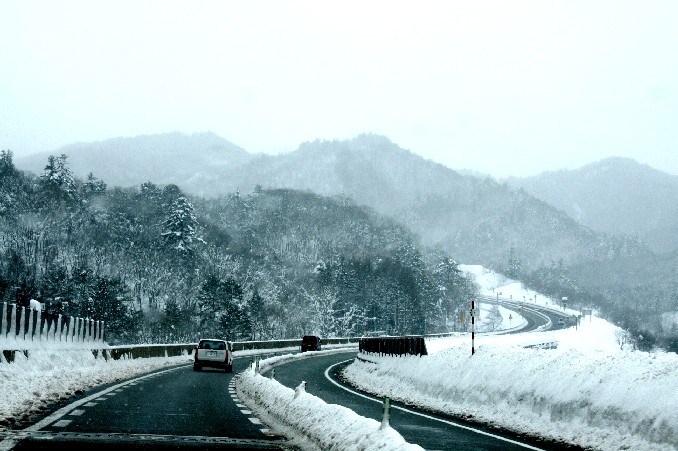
top-left (471, 300), bottom-right (475, 355)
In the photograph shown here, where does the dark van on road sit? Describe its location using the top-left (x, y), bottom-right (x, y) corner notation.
top-left (301, 335), bottom-right (322, 352)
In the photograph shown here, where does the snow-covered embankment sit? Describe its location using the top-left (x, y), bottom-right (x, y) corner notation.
top-left (236, 351), bottom-right (423, 451)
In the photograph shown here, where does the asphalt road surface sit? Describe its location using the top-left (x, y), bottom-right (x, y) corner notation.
top-left (0, 358), bottom-right (293, 450)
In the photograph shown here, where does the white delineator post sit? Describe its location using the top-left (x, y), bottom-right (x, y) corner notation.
top-left (471, 300), bottom-right (476, 355)
top-left (380, 397), bottom-right (391, 430)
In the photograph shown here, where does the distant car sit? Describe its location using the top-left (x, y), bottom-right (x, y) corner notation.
top-left (193, 338), bottom-right (233, 372)
top-left (558, 318), bottom-right (565, 326)
top-left (301, 335), bottom-right (322, 352)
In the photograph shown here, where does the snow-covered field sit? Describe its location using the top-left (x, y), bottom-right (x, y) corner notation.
top-left (2, 265), bottom-right (676, 451)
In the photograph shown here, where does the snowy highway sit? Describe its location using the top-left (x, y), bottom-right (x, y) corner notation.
top-left (2, 359), bottom-right (290, 450)
top-left (262, 302), bottom-right (580, 451)
top-left (2, 290), bottom-right (674, 450)
top-left (0, 302), bottom-right (575, 451)
top-left (271, 352), bottom-right (575, 451)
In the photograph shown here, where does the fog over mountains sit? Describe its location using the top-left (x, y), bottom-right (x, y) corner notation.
top-left (508, 158), bottom-right (678, 254)
top-left (16, 132), bottom-right (670, 271)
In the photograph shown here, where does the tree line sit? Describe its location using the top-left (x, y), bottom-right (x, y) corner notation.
top-left (0, 150), bottom-right (476, 344)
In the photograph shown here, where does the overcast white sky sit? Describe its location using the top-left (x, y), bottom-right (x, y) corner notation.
top-left (1, 1), bottom-right (677, 178)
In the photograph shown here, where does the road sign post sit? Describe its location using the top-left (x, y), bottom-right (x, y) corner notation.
top-left (470, 300), bottom-right (476, 355)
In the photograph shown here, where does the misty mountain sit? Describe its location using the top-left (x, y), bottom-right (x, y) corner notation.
top-left (15, 133), bottom-right (649, 274)
top-left (15, 131), bottom-right (254, 195)
top-left (507, 158), bottom-right (678, 254)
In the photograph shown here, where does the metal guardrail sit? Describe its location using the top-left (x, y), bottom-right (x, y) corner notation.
top-left (1, 337), bottom-right (360, 363)
top-left (358, 336), bottom-right (428, 356)
top-left (523, 340), bottom-right (559, 350)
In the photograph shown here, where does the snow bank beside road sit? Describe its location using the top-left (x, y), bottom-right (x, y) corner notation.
top-left (342, 266), bottom-right (678, 450)
top-left (345, 346), bottom-right (678, 451)
top-left (0, 347), bottom-right (189, 429)
top-left (236, 362), bottom-right (423, 451)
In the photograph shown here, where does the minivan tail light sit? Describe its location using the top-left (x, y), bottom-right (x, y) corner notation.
top-left (224, 351), bottom-right (229, 362)
top-left (194, 348), bottom-right (199, 361)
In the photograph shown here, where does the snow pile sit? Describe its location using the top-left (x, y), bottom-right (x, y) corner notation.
top-left (0, 347), bottom-right (189, 429)
top-left (236, 363), bottom-right (423, 451)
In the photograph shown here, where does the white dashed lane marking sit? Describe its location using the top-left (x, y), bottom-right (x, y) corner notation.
top-left (230, 380), bottom-right (273, 436)
top-left (69, 410), bottom-right (85, 416)
top-left (52, 420), bottom-right (71, 428)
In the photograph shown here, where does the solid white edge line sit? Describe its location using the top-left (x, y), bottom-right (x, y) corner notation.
top-left (24, 365), bottom-right (185, 433)
top-left (0, 365), bottom-right (187, 450)
top-left (324, 359), bottom-right (545, 451)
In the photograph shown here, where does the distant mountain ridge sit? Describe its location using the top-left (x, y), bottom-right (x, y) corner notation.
top-left (15, 132), bottom-right (652, 270)
top-left (15, 131), bottom-right (254, 196)
top-left (507, 157), bottom-right (678, 254)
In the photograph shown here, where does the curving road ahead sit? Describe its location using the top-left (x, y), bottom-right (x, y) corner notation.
top-left (1, 302), bottom-right (580, 450)
top-left (271, 352), bottom-right (583, 451)
top-left (265, 301), bottom-right (582, 450)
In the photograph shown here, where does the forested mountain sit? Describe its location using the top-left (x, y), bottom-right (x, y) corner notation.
top-left (507, 157), bottom-right (678, 254)
top-left (0, 150), bottom-right (475, 344)
top-left (15, 134), bottom-right (649, 271)
top-left (10, 134), bottom-right (678, 351)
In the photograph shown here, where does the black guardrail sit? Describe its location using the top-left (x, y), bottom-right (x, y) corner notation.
top-left (359, 336), bottom-right (428, 356)
top-left (101, 338), bottom-right (360, 360)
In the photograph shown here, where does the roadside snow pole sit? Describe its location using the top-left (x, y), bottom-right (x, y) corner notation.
top-left (471, 300), bottom-right (476, 355)
top-left (27, 307), bottom-right (33, 341)
top-left (18, 307), bottom-right (25, 341)
top-left (294, 381), bottom-right (306, 399)
top-left (1, 302), bottom-right (6, 338)
top-left (381, 397), bottom-right (391, 429)
top-left (9, 304), bottom-right (17, 340)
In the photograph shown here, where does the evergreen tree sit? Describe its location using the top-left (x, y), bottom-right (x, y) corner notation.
top-left (40, 154), bottom-right (78, 206)
top-left (161, 196), bottom-right (204, 254)
top-left (507, 245), bottom-right (523, 279)
top-left (0, 150), bottom-right (31, 215)
top-left (82, 172), bottom-right (107, 197)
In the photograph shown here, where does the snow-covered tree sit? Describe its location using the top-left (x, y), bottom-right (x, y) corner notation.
top-left (82, 172), bottom-right (107, 197)
top-left (40, 154), bottom-right (77, 204)
top-left (161, 196), bottom-right (204, 254)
